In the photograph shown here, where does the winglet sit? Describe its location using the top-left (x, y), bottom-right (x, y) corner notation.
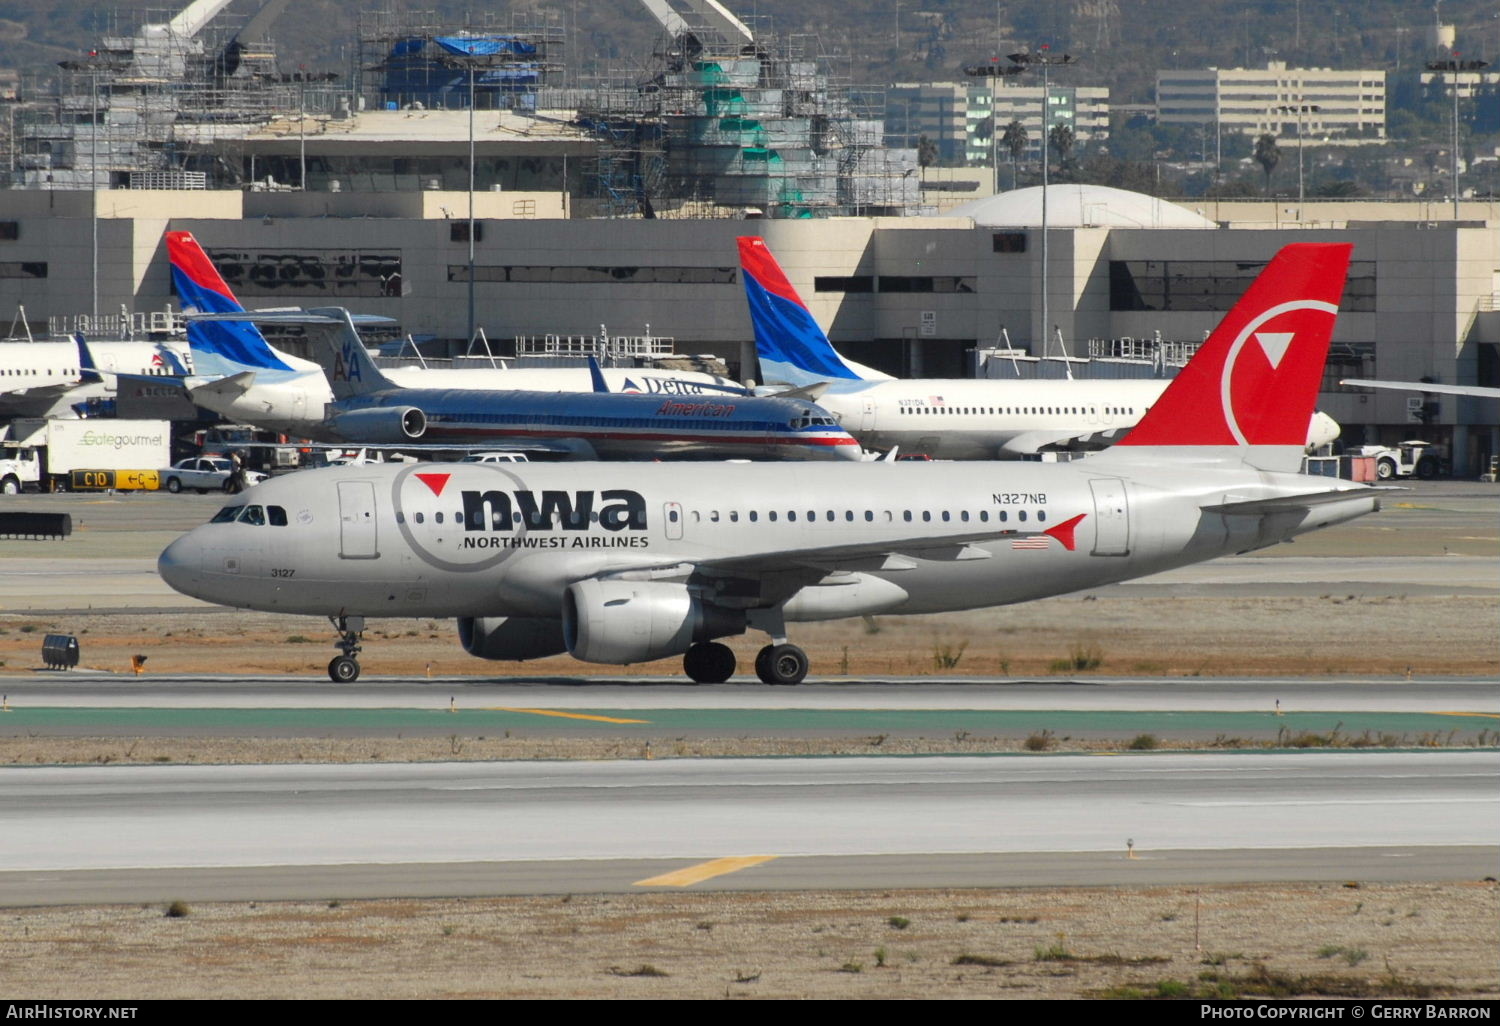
top-left (737, 236), bottom-right (892, 387)
top-left (74, 333), bottom-right (101, 385)
top-left (587, 355), bottom-right (610, 393)
top-left (1044, 513), bottom-right (1085, 552)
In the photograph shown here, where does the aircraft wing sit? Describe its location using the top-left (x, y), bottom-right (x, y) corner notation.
top-left (997, 429), bottom-right (1100, 456)
top-left (597, 515), bottom-right (1087, 582)
top-left (1340, 378), bottom-right (1500, 399)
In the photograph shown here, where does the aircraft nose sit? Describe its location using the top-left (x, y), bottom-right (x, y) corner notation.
top-left (157, 533), bottom-right (203, 599)
top-left (833, 439), bottom-right (864, 461)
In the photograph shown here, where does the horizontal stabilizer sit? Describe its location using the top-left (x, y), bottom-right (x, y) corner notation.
top-left (185, 311), bottom-right (398, 327)
top-left (187, 370), bottom-right (257, 402)
top-left (1340, 378), bottom-right (1500, 400)
top-left (1202, 487), bottom-right (1393, 516)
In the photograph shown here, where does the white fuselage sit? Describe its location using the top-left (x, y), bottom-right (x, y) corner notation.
top-left (809, 378), bottom-right (1170, 457)
top-left (0, 339), bottom-right (192, 417)
top-left (159, 460), bottom-right (1378, 627)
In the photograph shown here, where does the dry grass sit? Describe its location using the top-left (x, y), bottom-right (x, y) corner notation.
top-left (4, 884), bottom-right (1495, 1000)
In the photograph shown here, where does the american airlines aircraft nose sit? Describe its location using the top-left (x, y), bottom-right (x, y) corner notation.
top-left (157, 533), bottom-right (203, 599)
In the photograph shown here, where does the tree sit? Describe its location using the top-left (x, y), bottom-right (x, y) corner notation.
top-left (1253, 133), bottom-right (1281, 196)
top-left (1049, 123), bottom-right (1076, 177)
top-left (1000, 119), bottom-right (1028, 191)
top-left (916, 134), bottom-right (939, 181)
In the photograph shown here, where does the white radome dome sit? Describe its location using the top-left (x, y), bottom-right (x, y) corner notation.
top-left (945, 184), bottom-right (1218, 229)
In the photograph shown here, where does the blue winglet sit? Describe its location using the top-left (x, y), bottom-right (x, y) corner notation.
top-left (587, 355), bottom-right (610, 393)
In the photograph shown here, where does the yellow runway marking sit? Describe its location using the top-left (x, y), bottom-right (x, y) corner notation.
top-left (485, 707), bottom-right (650, 724)
top-left (1430, 712), bottom-right (1500, 719)
top-left (635, 856), bottom-right (778, 887)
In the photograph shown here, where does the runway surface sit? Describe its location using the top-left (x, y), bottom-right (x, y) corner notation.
top-left (3, 677), bottom-right (1495, 742)
top-left (1, 751), bottom-right (1494, 904)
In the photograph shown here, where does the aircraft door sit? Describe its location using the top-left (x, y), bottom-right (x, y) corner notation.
top-left (1088, 478), bottom-right (1130, 556)
top-left (337, 480), bottom-right (380, 559)
top-left (663, 501), bottom-right (684, 541)
top-left (860, 398), bottom-right (877, 433)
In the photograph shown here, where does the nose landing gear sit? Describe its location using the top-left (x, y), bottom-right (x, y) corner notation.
top-left (327, 614), bottom-right (366, 682)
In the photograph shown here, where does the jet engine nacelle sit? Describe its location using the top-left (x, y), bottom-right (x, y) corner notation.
top-left (332, 406), bottom-right (427, 443)
top-left (562, 578), bottom-right (745, 665)
top-left (456, 616), bottom-right (568, 661)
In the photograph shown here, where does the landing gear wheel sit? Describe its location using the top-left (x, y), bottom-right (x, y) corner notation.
top-left (755, 643), bottom-right (808, 686)
top-left (683, 641), bottom-right (736, 684)
top-left (326, 614), bottom-right (366, 683)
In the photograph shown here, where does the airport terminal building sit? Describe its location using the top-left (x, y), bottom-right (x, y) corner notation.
top-left (0, 184), bottom-right (1494, 474)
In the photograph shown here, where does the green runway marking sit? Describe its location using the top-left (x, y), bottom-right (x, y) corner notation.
top-left (2, 708), bottom-right (1495, 737)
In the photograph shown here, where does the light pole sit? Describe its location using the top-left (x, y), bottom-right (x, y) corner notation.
top-left (1275, 102), bottom-right (1319, 220)
top-left (1009, 47), bottom-right (1076, 357)
top-left (1426, 57), bottom-right (1490, 218)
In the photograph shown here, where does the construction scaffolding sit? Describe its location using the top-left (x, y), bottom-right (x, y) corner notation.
top-left (356, 7), bottom-right (565, 112)
top-left (576, 5), bottom-right (920, 219)
top-left (9, 0), bottom-right (339, 189)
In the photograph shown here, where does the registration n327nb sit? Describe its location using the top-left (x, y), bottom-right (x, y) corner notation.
top-left (159, 243), bottom-right (1383, 684)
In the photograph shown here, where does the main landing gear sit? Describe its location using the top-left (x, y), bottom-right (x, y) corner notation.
top-left (679, 639), bottom-right (810, 685)
top-left (327, 614), bottom-right (365, 683)
top-left (754, 643), bottom-right (808, 686)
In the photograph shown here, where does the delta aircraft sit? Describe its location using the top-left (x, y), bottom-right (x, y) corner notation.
top-left (166, 231), bottom-right (746, 437)
top-left (0, 333), bottom-right (191, 419)
top-left (159, 242), bottom-right (1384, 684)
top-left (737, 236), bottom-right (1341, 457)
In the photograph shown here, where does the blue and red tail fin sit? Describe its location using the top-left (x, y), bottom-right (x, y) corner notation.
top-left (736, 236), bottom-right (891, 388)
top-left (1102, 242), bottom-right (1352, 472)
top-left (166, 230), bottom-right (296, 377)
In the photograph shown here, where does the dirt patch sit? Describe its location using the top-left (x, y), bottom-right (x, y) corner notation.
top-left (1, 593), bottom-right (1496, 679)
top-left (5, 884), bottom-right (1495, 999)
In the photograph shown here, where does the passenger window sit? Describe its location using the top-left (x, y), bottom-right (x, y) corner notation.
top-left (1037, 510), bottom-right (1047, 522)
top-left (1018, 510), bottom-right (1028, 522)
top-left (435, 512), bottom-right (444, 524)
top-left (729, 511), bottom-right (739, 522)
top-left (415, 512), bottom-right (425, 524)
top-left (749, 511), bottom-right (758, 523)
top-left (710, 510), bottom-right (720, 522)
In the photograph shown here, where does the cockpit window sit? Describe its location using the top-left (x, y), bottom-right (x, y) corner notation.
top-left (211, 506), bottom-right (244, 524)
top-left (237, 505), bottom-right (266, 526)
top-left (268, 505), bottom-right (288, 527)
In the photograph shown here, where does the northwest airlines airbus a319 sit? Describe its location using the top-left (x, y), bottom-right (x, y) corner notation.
top-left (159, 243), bottom-right (1382, 684)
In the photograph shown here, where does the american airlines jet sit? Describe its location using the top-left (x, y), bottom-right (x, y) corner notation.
top-left (737, 236), bottom-right (1340, 457)
top-left (159, 243), bottom-right (1382, 684)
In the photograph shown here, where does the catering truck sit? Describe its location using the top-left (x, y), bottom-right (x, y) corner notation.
top-left (0, 419), bottom-right (171, 492)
